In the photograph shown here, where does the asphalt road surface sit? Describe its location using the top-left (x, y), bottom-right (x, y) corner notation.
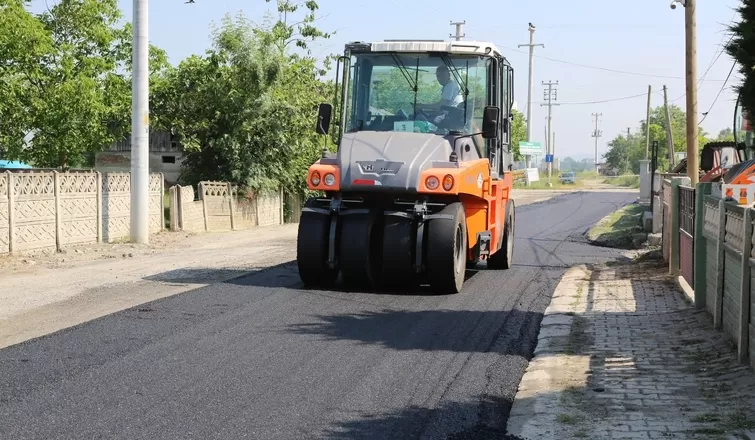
top-left (0, 190), bottom-right (637, 440)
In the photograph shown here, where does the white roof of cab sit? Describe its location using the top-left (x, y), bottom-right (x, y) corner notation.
top-left (365, 40), bottom-right (503, 57)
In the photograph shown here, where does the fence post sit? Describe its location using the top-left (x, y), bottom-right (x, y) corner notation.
top-left (159, 173), bottom-right (165, 232)
top-left (694, 183), bottom-right (712, 309)
top-left (53, 171), bottom-right (61, 252)
top-left (96, 171), bottom-right (103, 243)
top-left (227, 182), bottom-right (236, 231)
top-left (739, 208), bottom-right (754, 364)
top-left (670, 180), bottom-right (682, 276)
top-left (169, 186), bottom-right (179, 232)
top-left (279, 187), bottom-right (284, 225)
top-left (715, 199), bottom-right (727, 330)
top-left (6, 171), bottom-right (13, 253)
top-left (200, 182), bottom-right (209, 231)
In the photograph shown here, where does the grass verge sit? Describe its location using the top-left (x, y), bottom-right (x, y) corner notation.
top-left (602, 175), bottom-right (640, 188)
top-left (586, 204), bottom-right (646, 249)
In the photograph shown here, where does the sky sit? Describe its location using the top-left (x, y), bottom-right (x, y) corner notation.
top-left (30, 0), bottom-right (744, 162)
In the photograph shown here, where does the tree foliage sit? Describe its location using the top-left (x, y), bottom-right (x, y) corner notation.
top-left (726, 0), bottom-right (755, 121)
top-left (0, 0), bottom-right (167, 169)
top-left (602, 104), bottom-right (717, 174)
top-left (151, 1), bottom-right (334, 195)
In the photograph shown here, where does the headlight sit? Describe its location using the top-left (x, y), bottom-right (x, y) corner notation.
top-left (311, 171), bottom-right (321, 186)
top-left (442, 175), bottom-right (454, 191)
top-left (324, 173), bottom-right (335, 186)
top-left (425, 176), bottom-right (440, 190)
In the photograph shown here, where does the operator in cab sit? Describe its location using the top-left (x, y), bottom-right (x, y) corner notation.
top-left (422, 65), bottom-right (463, 111)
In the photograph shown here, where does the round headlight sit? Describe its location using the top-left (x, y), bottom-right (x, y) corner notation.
top-left (311, 171), bottom-right (321, 186)
top-left (442, 175), bottom-right (454, 191)
top-left (425, 176), bottom-right (440, 190)
top-left (324, 173), bottom-right (335, 186)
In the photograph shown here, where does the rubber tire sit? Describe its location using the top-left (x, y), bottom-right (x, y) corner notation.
top-left (426, 202), bottom-right (468, 294)
top-left (339, 213), bottom-right (380, 290)
top-left (488, 200), bottom-right (514, 270)
top-left (296, 201), bottom-right (338, 287)
top-left (380, 216), bottom-right (415, 289)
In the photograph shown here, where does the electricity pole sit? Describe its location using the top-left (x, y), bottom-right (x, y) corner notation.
top-left (645, 85), bottom-right (652, 159)
top-left (130, 0), bottom-right (149, 244)
top-left (541, 80), bottom-right (559, 186)
top-left (518, 23), bottom-right (544, 169)
top-left (450, 21), bottom-right (466, 41)
top-left (663, 85), bottom-right (675, 167)
top-left (684, 0), bottom-right (699, 185)
top-left (671, 0), bottom-right (698, 183)
top-left (592, 113), bottom-right (603, 175)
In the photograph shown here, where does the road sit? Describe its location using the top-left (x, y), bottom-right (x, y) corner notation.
top-left (0, 190), bottom-right (637, 440)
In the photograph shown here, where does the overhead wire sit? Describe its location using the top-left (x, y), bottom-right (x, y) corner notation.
top-left (699, 61), bottom-right (737, 126)
top-left (498, 44), bottom-right (727, 82)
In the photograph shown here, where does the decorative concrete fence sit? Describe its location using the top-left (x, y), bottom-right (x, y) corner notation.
top-left (663, 181), bottom-right (755, 367)
top-left (0, 171), bottom-right (164, 255)
top-left (169, 182), bottom-right (299, 232)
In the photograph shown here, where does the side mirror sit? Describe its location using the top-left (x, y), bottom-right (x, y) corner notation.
top-left (482, 106), bottom-right (500, 139)
top-left (315, 103), bottom-right (333, 135)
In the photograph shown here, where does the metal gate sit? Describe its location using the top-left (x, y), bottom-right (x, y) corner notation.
top-left (679, 185), bottom-right (696, 286)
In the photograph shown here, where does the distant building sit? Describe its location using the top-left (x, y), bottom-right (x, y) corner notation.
top-left (95, 131), bottom-right (184, 184)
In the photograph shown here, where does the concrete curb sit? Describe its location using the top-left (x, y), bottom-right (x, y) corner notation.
top-left (506, 265), bottom-right (592, 440)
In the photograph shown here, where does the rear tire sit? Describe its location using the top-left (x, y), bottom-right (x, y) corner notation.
top-left (339, 212), bottom-right (380, 290)
top-left (488, 201), bottom-right (514, 270)
top-left (426, 202), bottom-right (467, 294)
top-left (296, 200), bottom-right (338, 287)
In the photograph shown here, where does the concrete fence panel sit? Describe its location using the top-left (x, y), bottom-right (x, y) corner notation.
top-left (101, 173), bottom-right (131, 242)
top-left (201, 181), bottom-right (233, 231)
top-left (12, 172), bottom-right (57, 251)
top-left (57, 172), bottom-right (100, 247)
top-left (178, 185), bottom-right (205, 233)
top-left (723, 206), bottom-right (745, 344)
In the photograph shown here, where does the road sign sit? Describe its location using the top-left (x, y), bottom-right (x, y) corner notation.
top-left (545, 154), bottom-right (554, 163)
top-left (519, 141), bottom-right (542, 156)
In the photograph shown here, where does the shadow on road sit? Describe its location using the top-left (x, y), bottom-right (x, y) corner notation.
top-left (319, 394), bottom-right (526, 440)
top-left (286, 308), bottom-right (543, 355)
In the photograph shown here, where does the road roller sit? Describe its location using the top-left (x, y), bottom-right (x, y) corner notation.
top-left (296, 39), bottom-right (517, 294)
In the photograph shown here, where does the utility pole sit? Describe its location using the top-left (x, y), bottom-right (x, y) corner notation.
top-left (627, 127), bottom-right (631, 139)
top-left (645, 85), bottom-right (652, 159)
top-left (684, 0), bottom-right (699, 185)
top-left (592, 113), bottom-right (603, 176)
top-left (541, 80), bottom-right (559, 186)
top-left (663, 85), bottom-right (675, 167)
top-left (553, 132), bottom-right (556, 171)
top-left (450, 21), bottom-right (466, 41)
top-left (518, 23), bottom-right (544, 169)
top-left (130, 0), bottom-right (149, 244)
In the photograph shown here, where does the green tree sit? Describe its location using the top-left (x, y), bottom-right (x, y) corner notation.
top-left (0, 0), bottom-right (164, 169)
top-left (715, 127), bottom-right (735, 142)
top-left (153, 2), bottom-right (334, 195)
top-left (510, 108), bottom-right (525, 160)
top-left (726, 0), bottom-right (755, 122)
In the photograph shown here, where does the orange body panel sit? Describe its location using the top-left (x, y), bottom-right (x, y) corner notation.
top-left (729, 164), bottom-right (755, 185)
top-left (307, 163), bottom-right (341, 191)
top-left (419, 160), bottom-right (513, 259)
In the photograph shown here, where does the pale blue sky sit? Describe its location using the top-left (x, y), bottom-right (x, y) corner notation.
top-left (31, 0), bottom-right (743, 161)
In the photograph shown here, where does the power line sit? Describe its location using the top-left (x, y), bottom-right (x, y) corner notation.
top-left (498, 45), bottom-right (728, 82)
top-left (535, 93), bottom-right (647, 106)
top-left (699, 61), bottom-right (737, 126)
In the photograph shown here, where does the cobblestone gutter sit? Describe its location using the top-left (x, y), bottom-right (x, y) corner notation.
top-left (507, 257), bottom-right (755, 440)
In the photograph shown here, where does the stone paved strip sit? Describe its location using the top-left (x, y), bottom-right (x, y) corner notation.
top-left (507, 257), bottom-right (755, 440)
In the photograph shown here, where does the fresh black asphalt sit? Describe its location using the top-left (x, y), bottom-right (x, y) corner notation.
top-left (0, 190), bottom-right (637, 440)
